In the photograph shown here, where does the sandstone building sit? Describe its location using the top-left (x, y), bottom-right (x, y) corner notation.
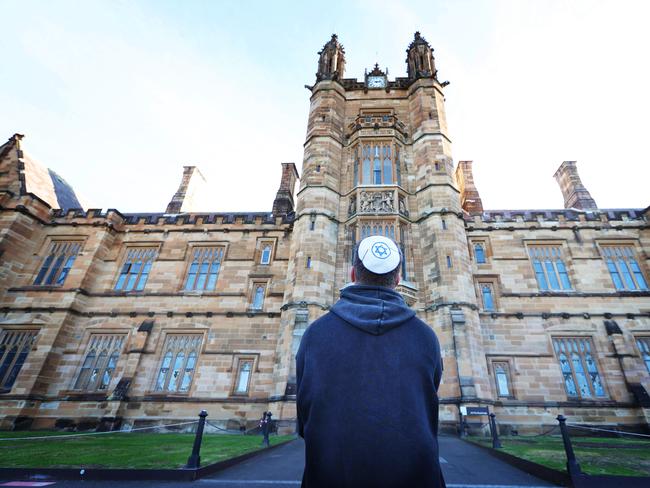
top-left (1, 33), bottom-right (649, 433)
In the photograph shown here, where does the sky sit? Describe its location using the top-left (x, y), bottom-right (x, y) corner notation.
top-left (1, 0), bottom-right (649, 212)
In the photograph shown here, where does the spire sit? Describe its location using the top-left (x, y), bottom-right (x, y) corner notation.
top-left (316, 34), bottom-right (346, 82)
top-left (553, 161), bottom-right (598, 210)
top-left (405, 31), bottom-right (437, 80)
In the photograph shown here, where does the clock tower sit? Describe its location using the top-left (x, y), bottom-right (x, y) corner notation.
top-left (272, 32), bottom-right (491, 426)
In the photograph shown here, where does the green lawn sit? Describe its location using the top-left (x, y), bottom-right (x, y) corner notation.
top-left (468, 435), bottom-right (650, 477)
top-left (0, 432), bottom-right (295, 469)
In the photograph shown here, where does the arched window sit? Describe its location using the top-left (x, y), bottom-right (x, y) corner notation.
top-left (373, 145), bottom-right (382, 184)
top-left (74, 334), bottom-right (125, 391)
top-left (235, 359), bottom-right (253, 394)
top-left (481, 284), bottom-right (495, 311)
top-left (493, 362), bottom-right (511, 397)
top-left (33, 241), bottom-right (81, 286)
top-left (353, 147), bottom-right (359, 186)
top-left (260, 245), bottom-right (272, 265)
top-left (474, 243), bottom-right (486, 264)
top-left (553, 338), bottom-right (606, 398)
top-left (155, 335), bottom-right (202, 393)
top-left (252, 285), bottom-right (266, 310)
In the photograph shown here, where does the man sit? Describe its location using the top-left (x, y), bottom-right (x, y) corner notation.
top-left (296, 235), bottom-right (445, 488)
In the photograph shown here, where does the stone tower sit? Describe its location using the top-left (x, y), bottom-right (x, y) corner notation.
top-left (272, 32), bottom-right (491, 423)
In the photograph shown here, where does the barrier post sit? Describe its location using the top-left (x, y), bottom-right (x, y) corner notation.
top-left (489, 413), bottom-right (502, 448)
top-left (556, 415), bottom-right (582, 478)
top-left (186, 410), bottom-right (208, 469)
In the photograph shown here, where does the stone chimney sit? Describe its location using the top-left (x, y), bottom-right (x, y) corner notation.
top-left (455, 160), bottom-right (483, 214)
top-left (553, 161), bottom-right (597, 210)
top-left (272, 163), bottom-right (299, 216)
top-left (166, 166), bottom-right (207, 213)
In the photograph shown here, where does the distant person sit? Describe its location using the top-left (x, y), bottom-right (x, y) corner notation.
top-left (296, 235), bottom-right (445, 488)
top-left (259, 411), bottom-right (272, 447)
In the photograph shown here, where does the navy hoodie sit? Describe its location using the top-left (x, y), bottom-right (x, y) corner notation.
top-left (296, 285), bottom-right (445, 488)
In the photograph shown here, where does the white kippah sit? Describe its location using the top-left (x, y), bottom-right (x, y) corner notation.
top-left (357, 235), bottom-right (401, 275)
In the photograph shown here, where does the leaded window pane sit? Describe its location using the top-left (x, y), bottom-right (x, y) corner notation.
top-left (603, 246), bottom-right (648, 291)
top-left (168, 352), bottom-right (185, 392)
top-left (115, 248), bottom-right (157, 292)
top-left (33, 242), bottom-right (81, 286)
top-left (481, 284), bottom-right (495, 311)
top-left (554, 338), bottom-right (605, 399)
top-left (474, 243), bottom-right (486, 264)
top-left (529, 246), bottom-right (571, 291)
top-left (260, 245), bottom-right (272, 265)
top-left (236, 361), bottom-right (252, 393)
top-left (155, 335), bottom-right (202, 393)
top-left (252, 285), bottom-right (265, 310)
top-left (0, 331), bottom-right (37, 390)
top-left (494, 363), bottom-right (511, 397)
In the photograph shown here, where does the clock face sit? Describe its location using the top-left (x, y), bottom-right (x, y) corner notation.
top-left (367, 76), bottom-right (386, 88)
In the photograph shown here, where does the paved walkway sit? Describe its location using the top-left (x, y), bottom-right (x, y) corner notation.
top-left (0, 436), bottom-right (556, 488)
top-left (200, 436), bottom-right (555, 487)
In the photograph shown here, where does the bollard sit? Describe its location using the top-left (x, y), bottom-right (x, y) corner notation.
top-left (186, 410), bottom-right (208, 469)
top-left (489, 413), bottom-right (502, 448)
top-left (556, 415), bottom-right (582, 478)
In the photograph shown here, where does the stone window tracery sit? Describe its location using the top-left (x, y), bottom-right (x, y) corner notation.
top-left (0, 330), bottom-right (37, 391)
top-left (74, 334), bottom-right (125, 391)
top-left (601, 245), bottom-right (648, 291)
top-left (154, 334), bottom-right (202, 393)
top-left (528, 245), bottom-right (572, 291)
top-left (553, 337), bottom-right (605, 399)
top-left (184, 247), bottom-right (224, 291)
top-left (356, 141), bottom-right (401, 186)
top-left (33, 241), bottom-right (82, 286)
top-left (115, 247), bottom-right (157, 292)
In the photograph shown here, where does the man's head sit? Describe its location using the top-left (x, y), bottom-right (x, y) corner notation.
top-left (352, 235), bottom-right (401, 288)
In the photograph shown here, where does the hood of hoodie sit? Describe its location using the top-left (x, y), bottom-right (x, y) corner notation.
top-left (330, 285), bottom-right (416, 335)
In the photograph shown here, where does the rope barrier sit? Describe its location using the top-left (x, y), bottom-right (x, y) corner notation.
top-left (0, 420), bottom-right (199, 442)
top-left (512, 425), bottom-right (559, 438)
top-left (205, 421), bottom-right (252, 434)
top-left (567, 423), bottom-right (650, 439)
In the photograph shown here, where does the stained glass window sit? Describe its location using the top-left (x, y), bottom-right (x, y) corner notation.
top-left (601, 246), bottom-right (648, 291)
top-left (34, 241), bottom-right (81, 286)
top-left (154, 335), bottom-right (202, 393)
top-left (553, 338), bottom-right (606, 398)
top-left (74, 334), bottom-right (125, 391)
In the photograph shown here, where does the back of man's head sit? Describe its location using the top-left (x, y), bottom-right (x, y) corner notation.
top-left (353, 236), bottom-right (401, 289)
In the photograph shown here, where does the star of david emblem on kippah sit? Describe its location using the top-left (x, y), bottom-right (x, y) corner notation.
top-left (371, 242), bottom-right (391, 259)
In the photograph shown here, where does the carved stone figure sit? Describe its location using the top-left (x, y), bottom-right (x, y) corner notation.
top-left (359, 191), bottom-right (394, 213)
